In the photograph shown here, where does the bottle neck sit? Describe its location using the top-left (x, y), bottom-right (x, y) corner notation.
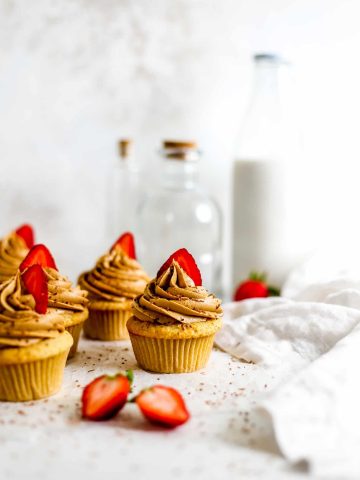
top-left (235, 58), bottom-right (285, 161)
top-left (117, 155), bottom-right (139, 174)
top-left (162, 159), bottom-right (199, 189)
top-left (252, 61), bottom-right (280, 107)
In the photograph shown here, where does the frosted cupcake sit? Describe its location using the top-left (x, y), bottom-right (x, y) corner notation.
top-left (127, 248), bottom-right (223, 373)
top-left (0, 266), bottom-right (72, 402)
top-left (45, 269), bottom-right (88, 358)
top-left (79, 233), bottom-right (149, 340)
top-left (19, 244), bottom-right (89, 358)
top-left (0, 224), bottom-right (34, 283)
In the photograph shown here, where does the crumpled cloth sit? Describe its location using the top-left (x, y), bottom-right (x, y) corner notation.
top-left (216, 254), bottom-right (360, 478)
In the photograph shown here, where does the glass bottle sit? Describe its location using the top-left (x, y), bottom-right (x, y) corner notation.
top-left (136, 141), bottom-right (222, 294)
top-left (107, 139), bottom-right (140, 239)
top-left (233, 53), bottom-right (301, 289)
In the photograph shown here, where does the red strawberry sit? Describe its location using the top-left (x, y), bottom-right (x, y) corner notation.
top-left (21, 264), bottom-right (48, 314)
top-left (136, 385), bottom-right (190, 428)
top-left (234, 272), bottom-right (280, 301)
top-left (234, 280), bottom-right (268, 301)
top-left (15, 224), bottom-right (35, 249)
top-left (82, 371), bottom-right (133, 421)
top-left (111, 232), bottom-right (136, 259)
top-left (157, 248), bottom-right (202, 286)
top-left (19, 244), bottom-right (57, 272)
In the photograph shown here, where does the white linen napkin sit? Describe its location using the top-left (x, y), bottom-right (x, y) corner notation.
top-left (216, 272), bottom-right (360, 478)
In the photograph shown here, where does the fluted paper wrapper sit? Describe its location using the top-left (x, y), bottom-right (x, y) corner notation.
top-left (65, 309), bottom-right (89, 358)
top-left (66, 322), bottom-right (84, 358)
top-left (84, 306), bottom-right (131, 341)
top-left (0, 350), bottom-right (69, 402)
top-left (129, 332), bottom-right (216, 373)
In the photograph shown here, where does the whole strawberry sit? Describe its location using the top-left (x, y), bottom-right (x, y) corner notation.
top-left (234, 272), bottom-right (280, 301)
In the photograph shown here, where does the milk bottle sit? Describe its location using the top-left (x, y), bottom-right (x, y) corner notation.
top-left (233, 54), bottom-right (307, 289)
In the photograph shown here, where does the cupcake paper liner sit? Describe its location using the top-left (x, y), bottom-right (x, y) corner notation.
top-left (65, 309), bottom-right (89, 359)
top-left (0, 331), bottom-right (72, 402)
top-left (84, 307), bottom-right (132, 341)
top-left (0, 350), bottom-right (69, 402)
top-left (128, 332), bottom-right (216, 373)
top-left (65, 322), bottom-right (84, 359)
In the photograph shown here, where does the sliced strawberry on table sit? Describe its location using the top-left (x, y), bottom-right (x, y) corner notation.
top-left (15, 224), bottom-right (35, 249)
top-left (157, 248), bottom-right (202, 286)
top-left (21, 264), bottom-right (48, 314)
top-left (135, 385), bottom-right (190, 428)
top-left (110, 232), bottom-right (136, 259)
top-left (19, 244), bottom-right (57, 272)
top-left (82, 371), bottom-right (133, 421)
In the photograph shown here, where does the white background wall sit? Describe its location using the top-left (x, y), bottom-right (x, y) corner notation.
top-left (1, 0), bottom-right (360, 288)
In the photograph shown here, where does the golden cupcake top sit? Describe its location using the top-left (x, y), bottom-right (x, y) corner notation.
top-left (79, 232), bottom-right (149, 302)
top-left (46, 268), bottom-right (88, 312)
top-left (0, 229), bottom-right (31, 282)
top-left (132, 251), bottom-right (223, 325)
top-left (0, 272), bottom-right (65, 349)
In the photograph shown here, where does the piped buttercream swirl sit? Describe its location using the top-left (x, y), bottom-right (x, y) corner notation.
top-left (45, 268), bottom-right (88, 312)
top-left (0, 273), bottom-right (65, 349)
top-left (132, 260), bottom-right (223, 324)
top-left (79, 247), bottom-right (149, 302)
top-left (0, 232), bottom-right (29, 283)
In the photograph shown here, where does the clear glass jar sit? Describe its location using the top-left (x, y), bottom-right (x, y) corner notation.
top-left (136, 141), bottom-right (222, 294)
top-left (107, 139), bottom-right (140, 239)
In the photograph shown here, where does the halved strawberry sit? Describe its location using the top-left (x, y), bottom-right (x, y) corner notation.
top-left (110, 232), bottom-right (136, 259)
top-left (157, 248), bottom-right (202, 286)
top-left (15, 224), bottom-right (35, 249)
top-left (21, 264), bottom-right (48, 314)
top-left (19, 244), bottom-right (57, 272)
top-left (135, 385), bottom-right (190, 428)
top-left (82, 371), bottom-right (133, 421)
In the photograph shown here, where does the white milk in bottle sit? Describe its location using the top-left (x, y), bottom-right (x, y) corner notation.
top-left (233, 54), bottom-right (307, 291)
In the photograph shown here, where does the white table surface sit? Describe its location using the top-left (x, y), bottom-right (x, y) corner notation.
top-left (0, 338), bottom-right (318, 480)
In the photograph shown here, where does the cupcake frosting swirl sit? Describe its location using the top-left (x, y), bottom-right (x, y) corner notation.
top-left (45, 268), bottom-right (88, 312)
top-left (132, 261), bottom-right (223, 324)
top-left (0, 273), bottom-right (65, 349)
top-left (0, 232), bottom-right (29, 282)
top-left (79, 247), bottom-right (150, 302)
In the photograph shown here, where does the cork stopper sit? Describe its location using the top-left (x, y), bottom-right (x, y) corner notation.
top-left (162, 140), bottom-right (200, 161)
top-left (163, 140), bottom-right (197, 150)
top-left (118, 139), bottom-right (132, 159)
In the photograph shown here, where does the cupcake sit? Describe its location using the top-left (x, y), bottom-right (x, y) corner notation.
top-left (127, 248), bottom-right (223, 373)
top-left (0, 265), bottom-right (72, 402)
top-left (0, 224), bottom-right (34, 283)
top-left (79, 232), bottom-right (149, 341)
top-left (46, 269), bottom-right (88, 358)
top-left (20, 244), bottom-right (89, 358)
